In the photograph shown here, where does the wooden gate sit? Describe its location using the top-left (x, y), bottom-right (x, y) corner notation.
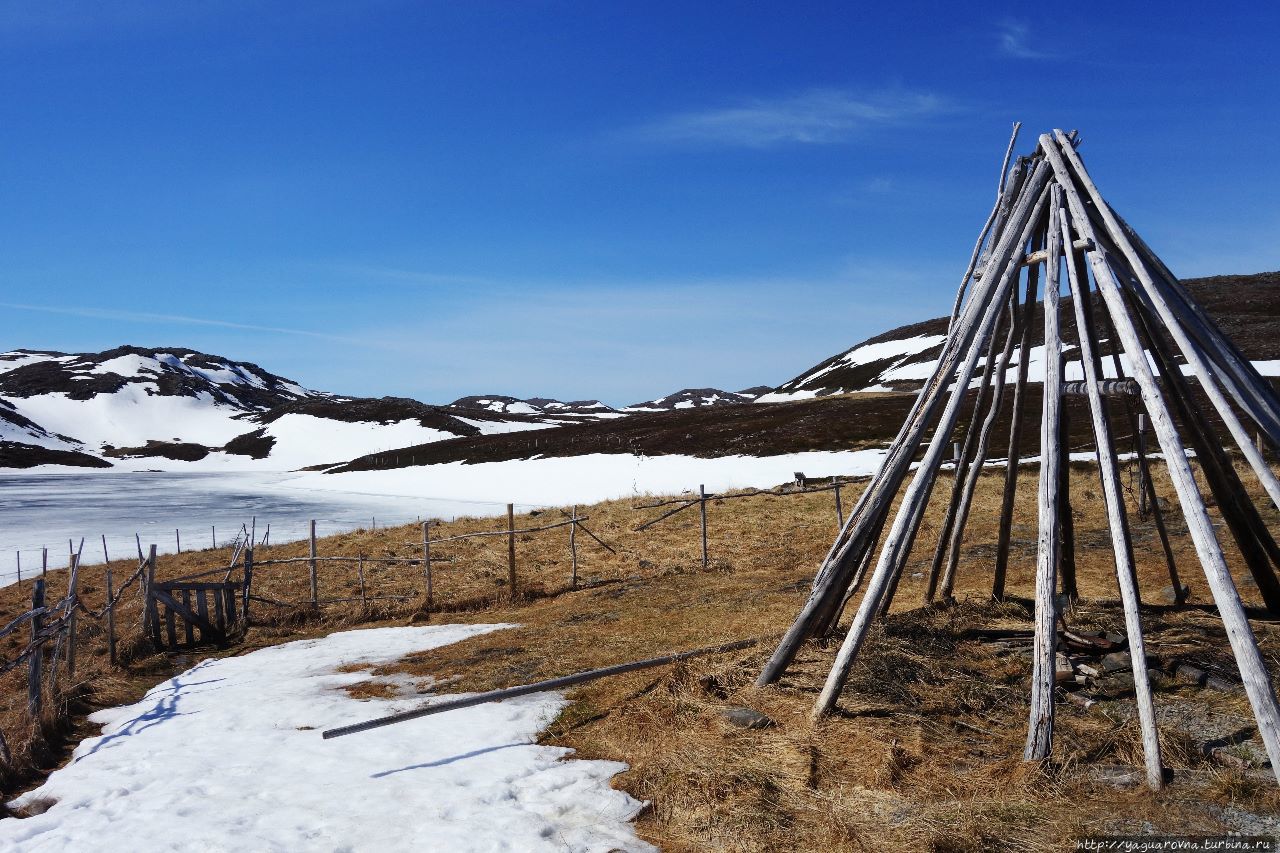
top-left (146, 580), bottom-right (240, 651)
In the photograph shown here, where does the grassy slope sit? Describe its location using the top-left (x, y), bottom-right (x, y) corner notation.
top-left (3, 457), bottom-right (1279, 848)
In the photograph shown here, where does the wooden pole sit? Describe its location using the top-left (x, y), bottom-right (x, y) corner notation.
top-left (810, 181), bottom-right (1052, 715)
top-left (833, 478), bottom-right (844, 527)
top-left (940, 292), bottom-right (1020, 600)
top-left (507, 504), bottom-right (517, 594)
top-left (1025, 185), bottom-right (1065, 763)
top-left (1137, 415), bottom-right (1149, 517)
top-left (323, 638), bottom-right (760, 740)
top-left (66, 554), bottom-right (80, 676)
top-left (1042, 130), bottom-right (1280, 780)
top-left (699, 485), bottom-right (709, 570)
top-left (309, 520), bottom-right (318, 609)
top-left (105, 561), bottom-right (117, 665)
top-left (993, 234), bottom-right (1043, 600)
top-left (758, 158), bottom-right (1053, 686)
top-left (212, 526), bottom-right (216, 549)
top-left (14, 552), bottom-right (19, 589)
top-left (175, 529), bottom-right (181, 554)
top-left (1058, 387), bottom-right (1078, 601)
top-left (357, 554), bottom-right (366, 607)
top-left (421, 521), bottom-right (433, 607)
top-left (570, 505), bottom-right (579, 588)
top-left (1061, 209), bottom-right (1163, 787)
top-left (42, 547), bottom-right (47, 578)
top-left (242, 547), bottom-right (253, 624)
top-left (28, 579), bottom-right (45, 720)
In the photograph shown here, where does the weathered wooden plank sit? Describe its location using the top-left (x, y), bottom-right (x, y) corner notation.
top-left (182, 588), bottom-right (195, 646)
top-left (196, 589), bottom-right (211, 643)
top-left (28, 580), bottom-right (45, 719)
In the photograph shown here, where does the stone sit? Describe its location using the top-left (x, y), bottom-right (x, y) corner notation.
top-left (1102, 651), bottom-right (1132, 673)
top-left (721, 707), bottom-right (775, 730)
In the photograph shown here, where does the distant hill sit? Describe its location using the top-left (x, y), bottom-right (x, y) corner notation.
top-left (761, 270), bottom-right (1280, 402)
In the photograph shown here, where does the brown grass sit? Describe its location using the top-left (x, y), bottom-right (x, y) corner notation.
top-left (1, 456), bottom-right (1279, 846)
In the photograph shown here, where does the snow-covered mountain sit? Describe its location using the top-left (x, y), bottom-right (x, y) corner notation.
top-left (760, 270), bottom-right (1280, 402)
top-left (622, 386), bottom-right (771, 412)
top-left (0, 348), bottom-right (548, 470)
top-left (448, 395), bottom-right (624, 420)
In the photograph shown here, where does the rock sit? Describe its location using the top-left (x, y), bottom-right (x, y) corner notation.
top-left (1104, 632), bottom-right (1126, 646)
top-left (721, 707), bottom-right (775, 730)
top-left (1102, 651), bottom-right (1132, 673)
top-left (1153, 584), bottom-right (1190, 605)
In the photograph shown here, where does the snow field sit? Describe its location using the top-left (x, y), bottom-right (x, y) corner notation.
top-left (0, 625), bottom-right (653, 853)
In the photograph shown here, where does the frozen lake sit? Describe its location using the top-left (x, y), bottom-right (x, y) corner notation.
top-left (0, 471), bottom-right (529, 586)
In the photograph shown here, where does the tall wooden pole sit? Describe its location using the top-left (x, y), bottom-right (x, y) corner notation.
top-left (1061, 209), bottom-right (1163, 787)
top-left (28, 579), bottom-right (45, 720)
top-left (1042, 130), bottom-right (1280, 780)
top-left (570, 505), bottom-right (579, 588)
top-left (421, 521), bottom-right (433, 607)
top-left (507, 504), bottom-right (517, 594)
top-left (105, 562), bottom-right (117, 665)
top-left (1025, 186), bottom-right (1064, 762)
top-left (699, 485), bottom-right (709, 570)
top-left (308, 520), bottom-right (318, 609)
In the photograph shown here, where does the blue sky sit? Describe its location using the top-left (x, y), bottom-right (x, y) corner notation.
top-left (2, 1), bottom-right (1277, 405)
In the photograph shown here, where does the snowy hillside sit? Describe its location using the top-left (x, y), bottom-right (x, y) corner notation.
top-left (0, 348), bottom-right (550, 471)
top-left (623, 386), bottom-right (771, 412)
top-left (761, 270), bottom-right (1280, 402)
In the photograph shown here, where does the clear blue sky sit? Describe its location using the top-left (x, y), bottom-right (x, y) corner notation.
top-left (2, 1), bottom-right (1277, 405)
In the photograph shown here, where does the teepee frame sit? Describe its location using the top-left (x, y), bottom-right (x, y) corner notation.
top-left (758, 127), bottom-right (1280, 790)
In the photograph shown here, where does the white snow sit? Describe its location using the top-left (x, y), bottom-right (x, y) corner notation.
top-left (0, 624), bottom-right (652, 853)
top-left (286, 449), bottom-right (888, 507)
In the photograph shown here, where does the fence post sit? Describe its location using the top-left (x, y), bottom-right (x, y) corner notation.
top-left (570, 504), bottom-right (579, 588)
top-left (67, 555), bottom-right (80, 676)
top-left (176, 529), bottom-right (181, 554)
top-left (212, 526), bottom-right (216, 549)
top-left (28, 579), bottom-right (45, 720)
top-left (105, 562), bottom-right (117, 665)
top-left (699, 485), bottom-right (709, 570)
top-left (833, 476), bottom-right (844, 526)
top-left (358, 554), bottom-right (367, 607)
top-left (14, 552), bottom-right (19, 589)
top-left (507, 504), bottom-right (517, 595)
top-left (421, 522), bottom-right (433, 607)
top-left (309, 520), bottom-right (318, 609)
top-left (242, 547), bottom-right (254, 624)
top-left (144, 545), bottom-right (158, 635)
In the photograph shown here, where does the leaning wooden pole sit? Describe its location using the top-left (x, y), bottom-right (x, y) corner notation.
top-left (810, 180), bottom-right (1052, 717)
top-left (323, 638), bottom-right (760, 739)
top-left (758, 158), bottom-right (1054, 686)
top-left (1024, 186), bottom-right (1065, 762)
top-left (992, 241), bottom-right (1042, 600)
top-left (1042, 130), bottom-right (1280, 780)
top-left (1061, 207), bottom-right (1164, 788)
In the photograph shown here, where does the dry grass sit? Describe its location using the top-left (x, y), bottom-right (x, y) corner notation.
top-left (2, 456), bottom-right (1279, 845)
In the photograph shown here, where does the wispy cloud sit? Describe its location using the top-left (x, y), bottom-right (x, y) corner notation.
top-left (997, 20), bottom-right (1053, 60)
top-left (0, 302), bottom-right (379, 348)
top-left (626, 88), bottom-right (948, 148)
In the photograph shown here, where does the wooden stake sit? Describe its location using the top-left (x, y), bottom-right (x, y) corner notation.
top-left (1025, 186), bottom-right (1065, 762)
top-left (357, 555), bottom-right (366, 607)
top-left (1061, 209), bottom-right (1163, 787)
top-left (507, 504), bottom-right (517, 594)
top-left (699, 485), bottom-right (709, 570)
top-left (66, 554), bottom-right (80, 676)
top-left (105, 562), bottom-right (117, 665)
top-left (421, 521), bottom-right (433, 607)
top-left (570, 505), bottom-right (579, 588)
top-left (309, 520), bottom-right (318, 609)
top-left (28, 579), bottom-right (45, 720)
top-left (175, 529), bottom-right (181, 554)
top-left (833, 478), bottom-right (844, 526)
top-left (242, 547), bottom-right (253, 624)
top-left (1042, 130), bottom-right (1280, 781)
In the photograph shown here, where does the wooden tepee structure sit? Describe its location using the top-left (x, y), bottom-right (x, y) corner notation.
top-left (758, 127), bottom-right (1280, 789)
